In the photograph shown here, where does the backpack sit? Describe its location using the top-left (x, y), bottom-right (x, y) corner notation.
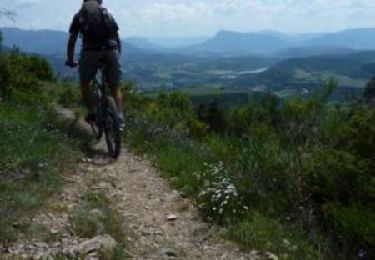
top-left (78, 4), bottom-right (116, 44)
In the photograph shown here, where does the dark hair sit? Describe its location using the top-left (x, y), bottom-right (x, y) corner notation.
top-left (83, 0), bottom-right (103, 4)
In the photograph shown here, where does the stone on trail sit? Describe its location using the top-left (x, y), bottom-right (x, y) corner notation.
top-left (75, 234), bottom-right (117, 255)
top-left (50, 228), bottom-right (59, 235)
top-left (265, 252), bottom-right (279, 260)
top-left (158, 247), bottom-right (178, 258)
top-left (167, 214), bottom-right (178, 221)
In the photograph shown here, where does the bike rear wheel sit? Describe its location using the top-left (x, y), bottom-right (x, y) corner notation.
top-left (92, 105), bottom-right (104, 140)
top-left (104, 96), bottom-right (121, 159)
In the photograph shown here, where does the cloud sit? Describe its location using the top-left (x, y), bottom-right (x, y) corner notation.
top-left (1, 0), bottom-right (375, 37)
top-left (117, 0), bottom-right (375, 36)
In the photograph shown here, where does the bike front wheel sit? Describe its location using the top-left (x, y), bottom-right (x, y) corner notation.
top-left (104, 96), bottom-right (121, 159)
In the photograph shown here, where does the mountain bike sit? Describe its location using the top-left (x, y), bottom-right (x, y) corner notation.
top-left (66, 61), bottom-right (121, 159)
top-left (90, 63), bottom-right (121, 159)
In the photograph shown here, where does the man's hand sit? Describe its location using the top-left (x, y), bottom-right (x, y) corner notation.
top-left (65, 61), bottom-right (78, 68)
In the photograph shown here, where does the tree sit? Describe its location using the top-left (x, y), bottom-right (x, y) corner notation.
top-left (0, 31), bottom-right (3, 53)
top-left (364, 77), bottom-right (375, 106)
top-left (206, 99), bottom-right (225, 132)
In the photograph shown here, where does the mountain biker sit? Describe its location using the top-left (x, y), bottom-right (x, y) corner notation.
top-left (65, 0), bottom-right (124, 130)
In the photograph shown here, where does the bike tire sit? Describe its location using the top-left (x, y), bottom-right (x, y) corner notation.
top-left (104, 96), bottom-right (121, 159)
top-left (93, 104), bottom-right (104, 140)
top-left (92, 81), bottom-right (104, 140)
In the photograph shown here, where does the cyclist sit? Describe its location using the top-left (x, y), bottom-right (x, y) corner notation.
top-left (65, 0), bottom-right (124, 130)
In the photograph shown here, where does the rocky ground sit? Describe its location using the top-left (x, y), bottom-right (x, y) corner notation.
top-left (0, 110), bottom-right (271, 260)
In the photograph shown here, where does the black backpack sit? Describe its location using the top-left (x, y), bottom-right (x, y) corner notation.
top-left (79, 6), bottom-right (116, 43)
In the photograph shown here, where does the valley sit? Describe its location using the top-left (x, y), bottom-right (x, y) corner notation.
top-left (1, 27), bottom-right (374, 102)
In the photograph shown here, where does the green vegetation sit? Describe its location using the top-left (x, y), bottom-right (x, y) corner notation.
top-left (0, 105), bottom-right (79, 242)
top-left (124, 80), bottom-right (374, 259)
top-left (226, 213), bottom-right (318, 259)
top-left (70, 191), bottom-right (130, 259)
top-left (1, 30), bottom-right (373, 259)
top-left (0, 49), bottom-right (83, 243)
top-left (364, 77), bottom-right (375, 105)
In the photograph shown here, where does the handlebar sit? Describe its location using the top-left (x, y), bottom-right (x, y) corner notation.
top-left (65, 61), bottom-right (78, 68)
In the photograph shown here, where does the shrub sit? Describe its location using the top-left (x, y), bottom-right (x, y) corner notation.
top-left (0, 51), bottom-right (55, 103)
top-left (123, 82), bottom-right (373, 258)
top-left (196, 162), bottom-right (248, 223)
top-left (58, 83), bottom-right (79, 108)
top-left (226, 213), bottom-right (320, 259)
top-left (326, 204), bottom-right (375, 258)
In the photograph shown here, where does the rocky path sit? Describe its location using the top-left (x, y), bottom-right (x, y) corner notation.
top-left (1, 110), bottom-right (263, 259)
top-left (103, 151), bottom-right (258, 259)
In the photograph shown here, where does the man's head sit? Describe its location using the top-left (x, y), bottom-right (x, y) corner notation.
top-left (83, 0), bottom-right (103, 4)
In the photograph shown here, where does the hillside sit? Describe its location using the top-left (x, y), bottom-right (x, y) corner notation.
top-left (274, 46), bottom-right (355, 59)
top-left (264, 51), bottom-right (375, 79)
top-left (305, 28), bottom-right (375, 49)
top-left (2, 27), bottom-right (374, 94)
top-left (229, 51), bottom-right (375, 100)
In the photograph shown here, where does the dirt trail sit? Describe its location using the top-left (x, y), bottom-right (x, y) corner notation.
top-left (102, 150), bottom-right (257, 259)
top-left (1, 109), bottom-right (261, 259)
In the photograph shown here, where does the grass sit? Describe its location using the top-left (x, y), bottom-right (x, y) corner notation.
top-left (0, 103), bottom-right (81, 242)
top-left (70, 191), bottom-right (131, 259)
top-left (127, 129), bottom-right (323, 258)
top-left (225, 213), bottom-right (321, 259)
top-left (125, 114), bottom-right (317, 256)
top-left (152, 141), bottom-right (207, 197)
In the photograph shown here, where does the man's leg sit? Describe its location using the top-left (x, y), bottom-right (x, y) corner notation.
top-left (80, 81), bottom-right (94, 114)
top-left (79, 51), bottom-right (98, 121)
top-left (110, 86), bottom-right (123, 114)
top-left (105, 50), bottom-right (124, 128)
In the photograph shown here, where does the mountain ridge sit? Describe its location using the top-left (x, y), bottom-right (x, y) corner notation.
top-left (2, 27), bottom-right (375, 57)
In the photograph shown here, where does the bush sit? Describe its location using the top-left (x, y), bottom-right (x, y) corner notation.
top-left (58, 83), bottom-right (79, 108)
top-left (0, 54), bottom-right (11, 100)
top-left (196, 162), bottom-right (248, 223)
top-left (0, 51), bottom-right (55, 103)
top-left (123, 82), bottom-right (374, 258)
top-left (226, 213), bottom-right (320, 259)
top-left (326, 204), bottom-right (375, 258)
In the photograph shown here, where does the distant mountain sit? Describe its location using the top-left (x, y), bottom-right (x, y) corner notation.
top-left (125, 37), bottom-right (162, 50)
top-left (147, 37), bottom-right (208, 48)
top-left (184, 30), bottom-right (290, 55)
top-left (0, 27), bottom-right (149, 55)
top-left (1, 27), bottom-right (67, 55)
top-left (305, 28), bottom-right (375, 49)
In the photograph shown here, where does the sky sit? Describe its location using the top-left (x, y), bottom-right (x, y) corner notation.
top-left (0, 0), bottom-right (375, 38)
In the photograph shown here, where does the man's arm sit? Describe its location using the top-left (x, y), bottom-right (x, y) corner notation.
top-left (115, 32), bottom-right (122, 55)
top-left (66, 33), bottom-right (79, 64)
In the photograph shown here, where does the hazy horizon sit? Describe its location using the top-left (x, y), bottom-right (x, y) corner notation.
top-left (1, 0), bottom-right (375, 38)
